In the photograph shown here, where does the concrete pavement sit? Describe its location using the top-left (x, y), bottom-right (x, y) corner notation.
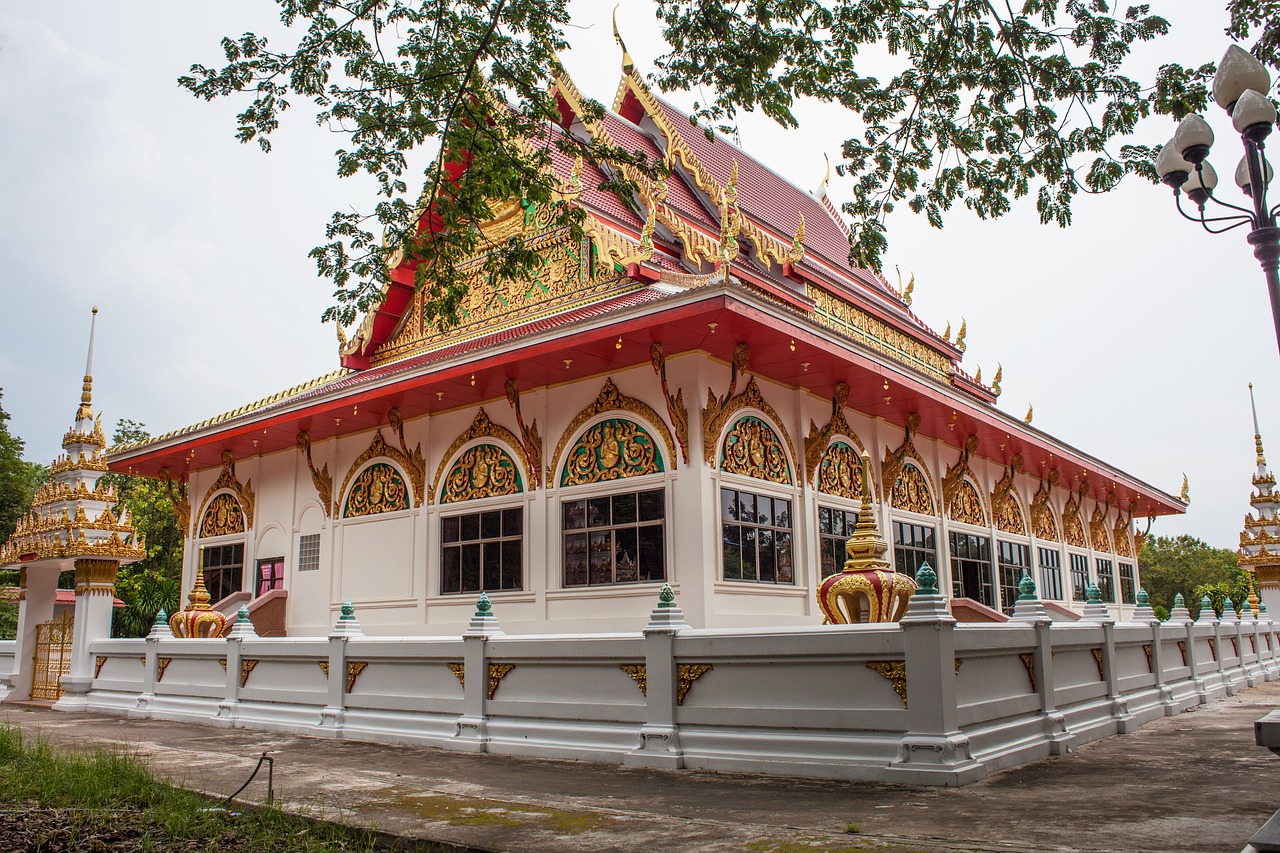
top-left (5, 682), bottom-right (1280, 852)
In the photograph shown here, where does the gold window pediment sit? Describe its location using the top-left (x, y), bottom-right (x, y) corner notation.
top-left (1030, 481), bottom-right (1061, 542)
top-left (343, 462), bottom-right (410, 518)
top-left (1063, 509), bottom-right (1087, 548)
top-left (1112, 514), bottom-right (1133, 557)
top-left (197, 451), bottom-right (255, 532)
top-left (948, 478), bottom-right (987, 527)
top-left (817, 440), bottom-right (863, 500)
top-left (1089, 505), bottom-right (1113, 553)
top-left (199, 492), bottom-right (245, 538)
top-left (336, 426), bottom-right (425, 516)
top-left (550, 378), bottom-right (677, 485)
top-left (891, 462), bottom-right (936, 516)
top-left (720, 414), bottom-right (792, 485)
top-left (431, 408), bottom-right (532, 502)
top-left (994, 490), bottom-right (1028, 536)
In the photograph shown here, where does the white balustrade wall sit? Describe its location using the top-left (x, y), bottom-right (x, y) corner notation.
top-left (11, 600), bottom-right (1279, 786)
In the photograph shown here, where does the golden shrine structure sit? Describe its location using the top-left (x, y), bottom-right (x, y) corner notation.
top-left (1239, 384), bottom-right (1279, 613)
top-left (0, 309), bottom-right (145, 701)
top-left (92, 40), bottom-right (1186, 639)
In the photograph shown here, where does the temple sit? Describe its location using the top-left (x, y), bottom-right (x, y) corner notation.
top-left (1239, 384), bottom-right (1278, 613)
top-left (81, 48), bottom-right (1184, 638)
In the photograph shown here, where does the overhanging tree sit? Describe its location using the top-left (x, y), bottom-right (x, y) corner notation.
top-left (181, 1), bottom-right (1243, 330)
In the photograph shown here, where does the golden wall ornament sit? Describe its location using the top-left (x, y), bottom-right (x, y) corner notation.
top-left (337, 428), bottom-right (422, 516)
top-left (649, 343), bottom-right (689, 464)
top-left (549, 378), bottom-right (678, 483)
top-left (804, 381), bottom-right (866, 483)
top-left (942, 435), bottom-right (980, 510)
top-left (948, 478), bottom-right (988, 527)
top-left (881, 412), bottom-right (932, 503)
top-left (1091, 648), bottom-right (1105, 680)
top-left (159, 467), bottom-right (192, 536)
top-left (721, 415), bottom-right (792, 485)
top-left (1063, 488), bottom-right (1088, 549)
top-left (73, 559), bottom-right (119, 598)
top-left (504, 380), bottom-right (544, 488)
top-left (619, 663), bottom-right (647, 696)
top-left (156, 657), bottom-right (173, 682)
top-left (94, 656), bottom-right (108, 679)
top-left (199, 493), bottom-right (245, 538)
top-left (817, 441), bottom-right (864, 500)
top-left (442, 444), bottom-right (523, 503)
top-left (1030, 473), bottom-right (1061, 542)
top-left (1089, 503), bottom-right (1113, 553)
top-left (1019, 653), bottom-right (1037, 693)
top-left (562, 418), bottom-right (663, 486)
top-left (447, 662), bottom-right (465, 687)
top-left (892, 464), bottom-right (936, 516)
top-left (198, 451), bottom-right (255, 533)
top-left (487, 663), bottom-right (514, 700)
top-left (1113, 513), bottom-right (1134, 558)
top-left (296, 432), bottom-right (333, 517)
top-left (676, 663), bottom-right (712, 706)
top-left (1133, 513), bottom-right (1154, 555)
top-left (702, 374), bottom-right (797, 482)
top-left (387, 408), bottom-right (427, 504)
top-left (701, 342), bottom-right (752, 460)
top-left (866, 661), bottom-right (908, 708)
top-left (343, 462), bottom-right (410, 518)
top-left (991, 455), bottom-right (1027, 536)
top-left (240, 658), bottom-right (259, 688)
top-left (431, 408), bottom-right (531, 502)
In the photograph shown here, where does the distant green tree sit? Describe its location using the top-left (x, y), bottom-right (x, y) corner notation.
top-left (1194, 566), bottom-right (1255, 619)
top-left (1138, 535), bottom-right (1240, 618)
top-left (101, 420), bottom-right (184, 637)
top-left (0, 389), bottom-right (48, 639)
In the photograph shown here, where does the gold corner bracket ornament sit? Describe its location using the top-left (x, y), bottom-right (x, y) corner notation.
top-left (388, 408), bottom-right (427, 505)
top-left (504, 379), bottom-right (544, 488)
top-left (297, 432), bottom-right (334, 517)
top-left (159, 467), bottom-right (192, 536)
top-left (804, 381), bottom-right (866, 486)
top-left (649, 343), bottom-right (689, 465)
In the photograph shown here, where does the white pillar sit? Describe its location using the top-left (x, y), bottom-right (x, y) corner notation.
top-left (3, 566), bottom-right (59, 701)
top-left (58, 559), bottom-right (120, 709)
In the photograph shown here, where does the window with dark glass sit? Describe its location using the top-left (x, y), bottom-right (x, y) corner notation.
top-left (202, 543), bottom-right (244, 604)
top-left (298, 533), bottom-right (320, 572)
top-left (818, 506), bottom-right (859, 576)
top-left (442, 508), bottom-right (523, 595)
top-left (563, 490), bottom-right (664, 586)
top-left (1037, 547), bottom-right (1064, 601)
top-left (721, 488), bottom-right (794, 584)
top-left (998, 541), bottom-right (1031, 613)
top-left (255, 557), bottom-right (285, 596)
top-left (893, 520), bottom-right (936, 578)
top-left (949, 532), bottom-right (994, 608)
top-left (1069, 553), bottom-right (1090, 601)
top-left (1096, 557), bottom-right (1116, 603)
top-left (1118, 562), bottom-right (1136, 604)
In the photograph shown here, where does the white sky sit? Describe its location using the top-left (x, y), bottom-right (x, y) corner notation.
top-left (0, 1), bottom-right (1270, 549)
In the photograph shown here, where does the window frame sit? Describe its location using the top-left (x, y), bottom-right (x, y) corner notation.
top-left (1037, 546), bottom-right (1065, 601)
top-left (1118, 561), bottom-right (1136, 605)
top-left (1068, 551), bottom-right (1091, 602)
top-left (892, 518), bottom-right (937, 580)
top-left (817, 502), bottom-right (861, 578)
top-left (720, 483), bottom-right (797, 586)
top-left (560, 482), bottom-right (668, 589)
top-left (255, 556), bottom-right (285, 597)
top-left (949, 528), bottom-right (995, 609)
top-left (1096, 557), bottom-right (1116, 603)
top-left (201, 541), bottom-right (245, 604)
top-left (440, 505), bottom-right (526, 596)
top-left (297, 533), bottom-right (321, 573)
top-left (997, 539), bottom-right (1032, 613)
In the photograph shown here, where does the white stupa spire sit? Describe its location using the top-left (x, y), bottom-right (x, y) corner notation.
top-left (76, 306), bottom-right (98, 424)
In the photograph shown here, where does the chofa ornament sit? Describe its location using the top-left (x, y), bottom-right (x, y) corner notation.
top-left (169, 561), bottom-right (230, 638)
top-left (817, 450), bottom-right (917, 624)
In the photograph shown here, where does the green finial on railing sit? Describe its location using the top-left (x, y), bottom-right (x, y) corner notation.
top-left (914, 561), bottom-right (938, 595)
top-left (474, 591), bottom-right (492, 617)
top-left (1174, 593), bottom-right (1185, 609)
top-left (658, 582), bottom-right (676, 608)
top-left (340, 600), bottom-right (355, 621)
top-left (1224, 596), bottom-right (1234, 615)
top-left (155, 608), bottom-right (168, 625)
top-left (1201, 595), bottom-right (1213, 614)
top-left (1137, 588), bottom-right (1150, 607)
top-left (1086, 583), bottom-right (1102, 604)
top-left (1244, 599), bottom-right (1254, 616)
top-left (1018, 569), bottom-right (1037, 601)
top-left (238, 605), bottom-right (251, 621)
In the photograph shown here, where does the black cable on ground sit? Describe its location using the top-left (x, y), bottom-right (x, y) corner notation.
top-left (218, 752), bottom-right (274, 810)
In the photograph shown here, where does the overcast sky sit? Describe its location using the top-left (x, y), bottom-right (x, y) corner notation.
top-left (0, 1), bottom-right (1270, 549)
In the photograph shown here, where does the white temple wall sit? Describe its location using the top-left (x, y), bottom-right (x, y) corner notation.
top-left (177, 352), bottom-right (1148, 636)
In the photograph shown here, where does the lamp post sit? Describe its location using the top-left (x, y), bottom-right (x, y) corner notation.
top-left (1157, 45), bottom-right (1280, 354)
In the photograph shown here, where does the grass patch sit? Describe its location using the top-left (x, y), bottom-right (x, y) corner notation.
top-left (0, 724), bottom-right (441, 851)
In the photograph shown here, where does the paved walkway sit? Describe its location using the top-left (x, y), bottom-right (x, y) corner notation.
top-left (4, 684), bottom-right (1280, 853)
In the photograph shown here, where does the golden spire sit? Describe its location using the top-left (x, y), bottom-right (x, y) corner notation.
top-left (1024, 403), bottom-right (1033, 424)
top-left (974, 365), bottom-right (982, 385)
top-left (841, 450), bottom-right (890, 570)
top-left (955, 317), bottom-right (967, 352)
top-left (76, 306), bottom-right (99, 422)
top-left (992, 363), bottom-right (1003, 397)
top-left (612, 5), bottom-right (635, 73)
top-left (1251, 382), bottom-right (1267, 467)
top-left (943, 320), bottom-right (951, 341)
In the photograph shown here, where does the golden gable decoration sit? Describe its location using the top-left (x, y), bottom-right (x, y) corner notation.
top-left (198, 451), bottom-right (255, 532)
top-left (881, 413), bottom-right (931, 501)
top-left (1089, 503), bottom-right (1113, 553)
top-left (942, 435), bottom-right (980, 510)
top-left (443, 445), bottom-right (523, 502)
top-left (337, 424), bottom-right (424, 516)
top-left (721, 415), bottom-right (791, 485)
top-left (337, 427), bottom-right (422, 514)
top-left (991, 455), bottom-right (1027, 536)
top-left (892, 463), bottom-right (935, 516)
top-left (701, 345), bottom-right (797, 477)
top-left (1113, 513), bottom-right (1134, 558)
top-left (200, 493), bottom-right (245, 538)
top-left (1062, 488), bottom-right (1088, 548)
top-left (431, 408), bottom-right (531, 502)
top-left (343, 462), bottom-right (410, 518)
top-left (1030, 474), bottom-right (1061, 542)
top-left (550, 378), bottom-right (677, 483)
top-left (804, 381), bottom-right (866, 484)
top-left (948, 479), bottom-right (987, 527)
top-left (817, 441), bottom-right (863, 500)
top-left (563, 418), bottom-right (664, 486)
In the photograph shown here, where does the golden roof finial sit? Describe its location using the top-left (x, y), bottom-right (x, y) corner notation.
top-left (943, 320), bottom-right (951, 341)
top-left (788, 213), bottom-right (806, 261)
top-left (820, 153), bottom-right (831, 193)
top-left (955, 317), bottom-right (967, 352)
top-left (612, 5), bottom-right (635, 73)
top-left (902, 272), bottom-right (914, 307)
top-left (992, 363), bottom-right (1003, 397)
top-left (1250, 382), bottom-right (1267, 467)
top-left (76, 306), bottom-right (99, 423)
top-left (1024, 403), bottom-right (1033, 424)
top-left (1180, 473), bottom-right (1190, 504)
top-left (974, 365), bottom-right (982, 385)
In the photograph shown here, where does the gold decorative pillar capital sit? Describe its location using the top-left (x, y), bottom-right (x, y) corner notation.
top-left (73, 558), bottom-right (119, 597)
